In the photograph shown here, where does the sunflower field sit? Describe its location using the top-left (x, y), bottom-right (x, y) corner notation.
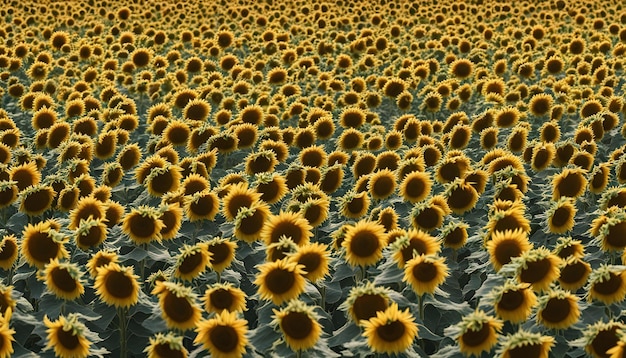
top-left (3, 0), bottom-right (626, 357)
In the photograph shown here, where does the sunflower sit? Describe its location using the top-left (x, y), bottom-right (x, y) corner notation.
top-left (41, 258), bottom-right (85, 301)
top-left (368, 169), bottom-right (397, 200)
top-left (173, 244), bottom-right (211, 281)
top-left (484, 207), bottom-right (531, 244)
top-left (403, 254), bottom-right (449, 296)
top-left (104, 201), bottom-right (125, 228)
top-left (221, 182), bottom-right (259, 221)
top-left (536, 287), bottom-right (580, 330)
top-left (486, 228), bottom-right (532, 271)
top-left (144, 332), bottom-right (188, 358)
top-left (21, 221), bottom-right (68, 268)
top-left (261, 211), bottom-right (312, 247)
top-left (587, 265), bottom-right (626, 305)
top-left (121, 205), bottom-right (164, 244)
top-left (513, 247), bottom-right (562, 292)
top-left (552, 167), bottom-right (588, 200)
top-left (589, 163), bottom-right (611, 194)
top-left (436, 155), bottom-right (471, 184)
top-left (68, 196), bottom-right (106, 230)
top-left (184, 189), bottom-right (220, 222)
top-left (391, 229), bottom-right (441, 268)
top-left (489, 279), bottom-right (537, 324)
top-left (86, 250), bottom-right (118, 278)
top-left (449, 310), bottom-right (503, 356)
top-left (44, 314), bottom-right (91, 358)
top-left (74, 216), bottom-right (108, 250)
top-left (497, 329), bottom-right (554, 358)
top-left (398, 170), bottom-right (432, 203)
top-left (203, 282), bottom-right (247, 314)
top-left (340, 190), bottom-right (370, 219)
top-left (0, 310), bottom-right (14, 358)
top-left (0, 235), bottom-right (18, 270)
top-left (596, 212), bottom-right (626, 252)
top-left (0, 181), bottom-right (17, 209)
top-left (157, 203), bottom-right (183, 240)
top-left (254, 172), bottom-right (288, 204)
top-left (361, 303), bottom-right (419, 354)
top-left (445, 178), bottom-right (479, 215)
top-left (194, 310), bottom-right (249, 358)
top-left (145, 165), bottom-right (182, 197)
top-left (234, 202), bottom-right (270, 243)
top-left (206, 237), bottom-right (237, 273)
top-left (271, 299), bottom-right (322, 352)
top-left (9, 161), bottom-right (40, 191)
top-left (558, 256), bottom-right (592, 291)
top-left (547, 198), bottom-right (577, 234)
top-left (342, 220), bottom-right (387, 267)
top-left (94, 263), bottom-right (140, 308)
top-left (411, 201), bottom-right (445, 232)
top-left (582, 320), bottom-right (626, 358)
top-left (288, 242), bottom-right (330, 283)
top-left (254, 258), bottom-right (306, 305)
top-left (152, 281), bottom-right (202, 331)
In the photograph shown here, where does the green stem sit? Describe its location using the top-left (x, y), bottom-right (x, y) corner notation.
top-left (418, 294), bottom-right (425, 321)
top-left (118, 307), bottom-right (128, 358)
top-left (216, 271), bottom-right (221, 284)
top-left (296, 349), bottom-right (302, 358)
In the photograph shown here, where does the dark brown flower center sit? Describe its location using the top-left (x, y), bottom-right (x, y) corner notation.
top-left (559, 262), bottom-right (588, 284)
top-left (208, 243), bottom-right (231, 267)
top-left (591, 327), bottom-right (618, 358)
top-left (497, 290), bottom-right (525, 311)
top-left (0, 239), bottom-right (16, 261)
top-left (606, 222), bottom-right (626, 249)
top-left (51, 267), bottom-right (77, 293)
top-left (153, 343), bottom-right (185, 358)
top-left (105, 271), bottom-right (134, 298)
top-left (178, 252), bottom-right (204, 275)
top-left (494, 239), bottom-right (523, 267)
top-left (163, 292), bottom-right (194, 322)
top-left (27, 232), bottom-right (58, 264)
top-left (593, 273), bottom-right (622, 296)
top-left (210, 289), bottom-right (234, 310)
top-left (412, 262), bottom-right (437, 282)
top-left (210, 325), bottom-right (239, 352)
top-left (298, 252), bottom-right (321, 276)
top-left (238, 210), bottom-right (265, 235)
top-left (57, 328), bottom-right (80, 349)
top-left (372, 175), bottom-right (394, 198)
top-left (129, 214), bottom-right (157, 239)
top-left (265, 268), bottom-right (295, 294)
top-left (540, 297), bottom-right (570, 323)
top-left (349, 230), bottom-right (380, 258)
top-left (413, 207), bottom-right (441, 230)
top-left (352, 294), bottom-right (387, 322)
top-left (281, 311), bottom-right (313, 339)
top-left (551, 207), bottom-right (572, 228)
top-left (271, 219), bottom-right (305, 245)
top-left (448, 186), bottom-right (476, 210)
top-left (556, 173), bottom-right (584, 197)
top-left (376, 320), bottom-right (406, 342)
top-left (461, 323), bottom-right (491, 347)
top-left (508, 343), bottom-right (542, 358)
top-left (519, 258), bottom-right (551, 284)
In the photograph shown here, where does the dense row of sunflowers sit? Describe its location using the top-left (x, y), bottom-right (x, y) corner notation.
top-left (2, 0), bottom-right (626, 357)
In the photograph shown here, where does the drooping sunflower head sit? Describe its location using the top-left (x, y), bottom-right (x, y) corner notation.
top-left (144, 332), bottom-right (189, 358)
top-left (391, 228), bottom-right (441, 268)
top-left (122, 205), bottom-right (164, 244)
top-left (444, 178), bottom-right (479, 215)
top-left (288, 242), bottom-right (331, 283)
top-left (0, 234), bottom-right (18, 270)
top-left (41, 258), bottom-right (85, 301)
top-left (271, 299), bottom-right (322, 352)
top-left (497, 329), bottom-right (554, 358)
top-left (254, 172), bottom-right (288, 204)
top-left (361, 303), bottom-right (419, 354)
top-left (184, 189), bottom-right (220, 222)
top-left (152, 280), bottom-right (202, 331)
top-left (546, 197), bottom-right (577, 234)
top-left (586, 264), bottom-right (626, 305)
top-left (440, 221), bottom-right (469, 250)
top-left (512, 247), bottom-right (562, 292)
top-left (581, 320), bottom-right (626, 358)
top-left (74, 216), bottom-right (108, 250)
top-left (205, 236), bottom-right (237, 273)
top-left (44, 314), bottom-right (91, 358)
top-left (157, 202), bottom-right (183, 240)
top-left (551, 167), bottom-right (588, 200)
top-left (448, 309), bottom-right (503, 356)
top-left (173, 244), bottom-right (211, 281)
top-left (536, 287), bottom-right (580, 330)
top-left (340, 190), bottom-right (371, 219)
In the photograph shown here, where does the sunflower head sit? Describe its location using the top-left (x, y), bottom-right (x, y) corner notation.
top-left (94, 263), bottom-right (140, 308)
top-left (144, 332), bottom-right (189, 358)
top-left (586, 264), bottom-right (626, 305)
top-left (173, 244), bottom-right (211, 281)
top-left (205, 236), bottom-right (237, 273)
top-left (581, 320), bottom-right (626, 358)
top-left (558, 256), bottom-right (591, 291)
top-left (447, 310), bottom-right (503, 356)
top-left (497, 329), bottom-right (554, 358)
top-left (21, 221), bottom-right (69, 268)
top-left (487, 279), bottom-right (537, 324)
top-left (86, 250), bottom-right (118, 278)
top-left (44, 313), bottom-right (91, 358)
top-left (403, 254), bottom-right (449, 296)
top-left (0, 234), bottom-right (18, 270)
top-left (202, 282), bottom-right (247, 314)
top-left (271, 299), bottom-right (322, 352)
top-left (122, 205), bottom-right (164, 244)
top-left (536, 287), bottom-right (580, 330)
top-left (152, 281), bottom-right (202, 331)
top-left (41, 258), bottom-right (85, 301)
top-left (288, 242), bottom-right (330, 283)
top-left (361, 303), bottom-right (419, 354)
top-left (512, 247), bottom-right (562, 292)
top-left (194, 310), bottom-right (249, 358)
top-left (254, 258), bottom-right (306, 305)
top-left (342, 220), bottom-right (387, 267)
